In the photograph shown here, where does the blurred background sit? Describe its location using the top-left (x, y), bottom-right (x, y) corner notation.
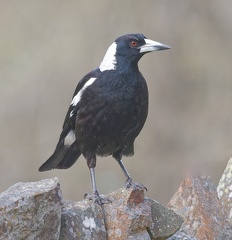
top-left (0, 1), bottom-right (232, 204)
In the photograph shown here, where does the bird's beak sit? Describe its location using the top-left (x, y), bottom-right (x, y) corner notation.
top-left (139, 39), bottom-right (171, 53)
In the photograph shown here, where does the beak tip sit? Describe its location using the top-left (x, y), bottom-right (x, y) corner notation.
top-left (162, 45), bottom-right (171, 50)
top-left (157, 43), bottom-right (171, 51)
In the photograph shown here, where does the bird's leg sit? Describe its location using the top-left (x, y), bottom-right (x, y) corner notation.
top-left (84, 155), bottom-right (110, 205)
top-left (117, 157), bottom-right (132, 183)
top-left (113, 151), bottom-right (147, 191)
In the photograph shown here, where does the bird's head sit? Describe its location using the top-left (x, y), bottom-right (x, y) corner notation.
top-left (99, 33), bottom-right (170, 72)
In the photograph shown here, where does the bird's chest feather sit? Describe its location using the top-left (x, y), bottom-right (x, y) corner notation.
top-left (75, 72), bottom-right (148, 145)
top-left (75, 76), bottom-right (147, 156)
top-left (79, 72), bottom-right (147, 121)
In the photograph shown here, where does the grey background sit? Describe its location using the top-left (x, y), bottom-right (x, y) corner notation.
top-left (1, 1), bottom-right (232, 204)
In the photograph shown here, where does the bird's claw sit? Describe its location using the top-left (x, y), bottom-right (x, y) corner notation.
top-left (125, 178), bottom-right (147, 191)
top-left (84, 192), bottom-right (111, 206)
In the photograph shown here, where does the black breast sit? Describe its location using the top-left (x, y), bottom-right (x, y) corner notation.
top-left (75, 70), bottom-right (148, 157)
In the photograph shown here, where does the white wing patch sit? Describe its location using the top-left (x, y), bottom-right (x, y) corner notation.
top-left (64, 130), bottom-right (75, 146)
top-left (70, 110), bottom-right (74, 117)
top-left (99, 42), bottom-right (117, 72)
top-left (71, 77), bottom-right (97, 107)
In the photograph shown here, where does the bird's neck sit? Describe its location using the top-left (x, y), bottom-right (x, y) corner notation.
top-left (116, 56), bottom-right (140, 73)
top-left (99, 41), bottom-right (140, 73)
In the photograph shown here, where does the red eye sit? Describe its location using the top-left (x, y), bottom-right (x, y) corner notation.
top-left (130, 40), bottom-right (138, 47)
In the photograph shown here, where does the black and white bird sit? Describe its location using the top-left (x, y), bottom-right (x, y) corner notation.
top-left (39, 33), bottom-right (170, 205)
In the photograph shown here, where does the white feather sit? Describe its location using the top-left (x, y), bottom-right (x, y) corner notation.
top-left (64, 130), bottom-right (75, 146)
top-left (71, 77), bottom-right (97, 106)
top-left (99, 42), bottom-right (117, 72)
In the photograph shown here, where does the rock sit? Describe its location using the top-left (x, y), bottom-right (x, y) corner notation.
top-left (168, 230), bottom-right (197, 240)
top-left (0, 178), bottom-right (185, 239)
top-left (127, 231), bottom-right (151, 240)
top-left (168, 176), bottom-right (230, 240)
top-left (60, 200), bottom-right (107, 240)
top-left (0, 178), bottom-right (62, 240)
top-left (217, 157), bottom-right (232, 223)
top-left (147, 198), bottom-right (183, 239)
top-left (103, 187), bottom-right (151, 240)
top-left (217, 225), bottom-right (232, 240)
top-left (102, 187), bottom-right (182, 240)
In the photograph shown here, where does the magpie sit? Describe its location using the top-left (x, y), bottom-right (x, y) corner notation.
top-left (39, 33), bottom-right (170, 205)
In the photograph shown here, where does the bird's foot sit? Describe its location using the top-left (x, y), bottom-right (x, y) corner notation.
top-left (84, 191), bottom-right (111, 206)
top-left (125, 177), bottom-right (147, 191)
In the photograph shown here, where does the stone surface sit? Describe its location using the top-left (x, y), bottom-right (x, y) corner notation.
top-left (0, 177), bottom-right (62, 240)
top-left (102, 187), bottom-right (152, 240)
top-left (60, 200), bottom-right (107, 240)
top-left (147, 198), bottom-right (183, 239)
top-left (102, 186), bottom-right (182, 240)
top-left (168, 230), bottom-right (197, 240)
top-left (168, 176), bottom-right (230, 240)
top-left (217, 225), bottom-right (232, 240)
top-left (127, 231), bottom-right (151, 240)
top-left (217, 157), bottom-right (232, 223)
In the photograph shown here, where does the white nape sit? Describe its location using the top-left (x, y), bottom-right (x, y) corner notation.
top-left (71, 77), bottom-right (97, 106)
top-left (99, 42), bottom-right (117, 72)
top-left (64, 130), bottom-right (75, 146)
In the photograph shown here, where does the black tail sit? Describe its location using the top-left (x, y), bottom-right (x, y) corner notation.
top-left (39, 141), bottom-right (81, 171)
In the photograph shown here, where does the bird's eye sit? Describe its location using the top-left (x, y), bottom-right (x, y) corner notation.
top-left (130, 40), bottom-right (138, 47)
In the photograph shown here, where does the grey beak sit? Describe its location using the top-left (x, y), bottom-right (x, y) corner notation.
top-left (140, 39), bottom-right (171, 53)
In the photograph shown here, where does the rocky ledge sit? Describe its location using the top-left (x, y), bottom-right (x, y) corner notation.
top-left (0, 158), bottom-right (232, 240)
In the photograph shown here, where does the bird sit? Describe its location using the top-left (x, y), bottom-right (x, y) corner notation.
top-left (39, 33), bottom-right (170, 205)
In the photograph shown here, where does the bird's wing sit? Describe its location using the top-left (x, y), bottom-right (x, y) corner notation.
top-left (61, 68), bottom-right (100, 143)
top-left (39, 68), bottom-right (100, 171)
